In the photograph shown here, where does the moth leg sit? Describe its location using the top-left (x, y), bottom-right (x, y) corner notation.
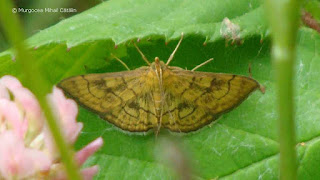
top-left (155, 91), bottom-right (167, 135)
top-left (248, 63), bottom-right (252, 78)
top-left (166, 103), bottom-right (181, 133)
top-left (149, 92), bottom-right (160, 136)
top-left (191, 58), bottom-right (214, 71)
top-left (247, 63), bottom-right (266, 93)
top-left (133, 42), bottom-right (151, 65)
top-left (111, 53), bottom-right (130, 70)
top-left (166, 32), bottom-right (184, 65)
top-left (162, 95), bottom-right (181, 133)
top-left (155, 113), bottom-right (162, 137)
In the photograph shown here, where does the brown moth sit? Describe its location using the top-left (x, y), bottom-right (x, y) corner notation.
top-left (58, 33), bottom-right (262, 133)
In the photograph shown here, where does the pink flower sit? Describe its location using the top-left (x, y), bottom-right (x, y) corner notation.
top-left (0, 131), bottom-right (51, 179)
top-left (0, 75), bottom-right (103, 180)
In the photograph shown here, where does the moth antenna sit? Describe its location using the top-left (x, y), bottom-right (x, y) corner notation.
top-left (166, 32), bottom-right (184, 66)
top-left (111, 53), bottom-right (130, 71)
top-left (133, 42), bottom-right (151, 65)
top-left (191, 58), bottom-right (214, 71)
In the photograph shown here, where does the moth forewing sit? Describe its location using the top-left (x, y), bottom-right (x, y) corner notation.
top-left (159, 67), bottom-right (260, 132)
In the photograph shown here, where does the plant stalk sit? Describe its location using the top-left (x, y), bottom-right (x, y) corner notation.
top-left (0, 1), bottom-right (82, 180)
top-left (266, 0), bottom-right (300, 179)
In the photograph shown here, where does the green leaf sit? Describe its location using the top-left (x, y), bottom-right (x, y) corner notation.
top-left (1, 0), bottom-right (320, 179)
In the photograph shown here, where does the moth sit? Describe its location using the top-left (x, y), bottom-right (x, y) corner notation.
top-left (58, 33), bottom-right (262, 133)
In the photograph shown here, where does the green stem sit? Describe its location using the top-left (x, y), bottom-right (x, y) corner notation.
top-left (266, 0), bottom-right (300, 180)
top-left (0, 1), bottom-right (82, 180)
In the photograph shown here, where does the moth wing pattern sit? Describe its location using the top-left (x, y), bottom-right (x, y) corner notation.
top-left (161, 68), bottom-right (260, 132)
top-left (58, 68), bottom-right (158, 132)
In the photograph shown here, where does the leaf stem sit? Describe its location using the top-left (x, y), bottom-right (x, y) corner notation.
top-left (266, 0), bottom-right (300, 179)
top-left (0, 1), bottom-right (82, 180)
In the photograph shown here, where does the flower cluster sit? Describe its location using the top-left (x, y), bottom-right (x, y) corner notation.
top-left (0, 75), bottom-right (103, 179)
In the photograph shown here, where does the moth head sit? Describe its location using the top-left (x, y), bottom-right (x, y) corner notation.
top-left (150, 57), bottom-right (167, 72)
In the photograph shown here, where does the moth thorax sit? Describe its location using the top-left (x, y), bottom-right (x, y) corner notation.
top-left (153, 84), bottom-right (163, 118)
top-left (152, 57), bottom-right (164, 117)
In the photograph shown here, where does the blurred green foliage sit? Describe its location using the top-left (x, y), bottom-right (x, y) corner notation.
top-left (303, 0), bottom-right (320, 21)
